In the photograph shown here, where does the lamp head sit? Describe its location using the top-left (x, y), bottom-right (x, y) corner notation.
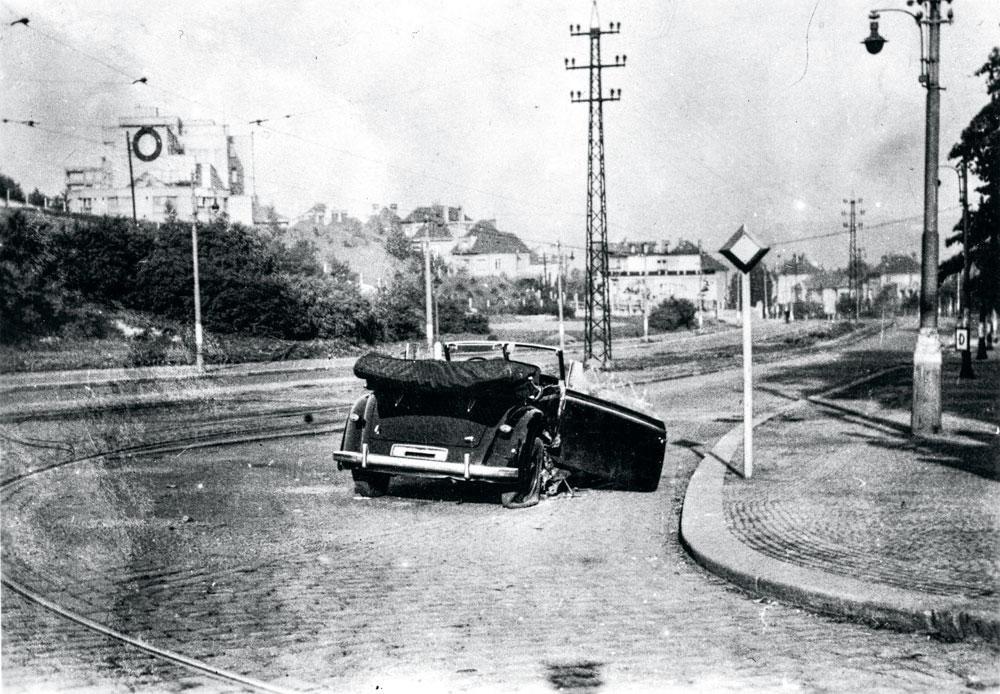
top-left (862, 15), bottom-right (887, 55)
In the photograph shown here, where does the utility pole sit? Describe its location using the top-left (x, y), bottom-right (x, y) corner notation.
top-left (557, 241), bottom-right (567, 353)
top-left (566, 3), bottom-right (625, 367)
top-left (189, 171), bottom-right (204, 371)
top-left (843, 197), bottom-right (865, 320)
top-left (423, 216), bottom-right (434, 354)
top-left (864, 1), bottom-right (954, 432)
top-left (914, 0), bottom-right (946, 433)
top-left (957, 159), bottom-right (975, 379)
top-left (125, 130), bottom-right (137, 224)
top-left (697, 240), bottom-right (705, 328)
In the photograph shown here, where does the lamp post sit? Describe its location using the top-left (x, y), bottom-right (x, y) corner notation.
top-left (863, 0), bottom-right (953, 434)
top-left (941, 161), bottom-right (975, 378)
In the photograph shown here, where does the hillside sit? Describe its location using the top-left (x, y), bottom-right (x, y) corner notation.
top-left (284, 213), bottom-right (404, 288)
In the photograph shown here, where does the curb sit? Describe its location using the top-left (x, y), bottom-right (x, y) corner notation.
top-left (679, 365), bottom-right (1000, 645)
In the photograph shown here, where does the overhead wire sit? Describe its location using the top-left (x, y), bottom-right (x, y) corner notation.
top-left (0, 1), bottom-right (956, 260)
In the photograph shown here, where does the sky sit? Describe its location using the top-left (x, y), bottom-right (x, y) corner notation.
top-left (1, 0), bottom-right (998, 269)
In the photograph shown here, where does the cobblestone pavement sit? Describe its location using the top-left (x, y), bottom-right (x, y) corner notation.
top-left (723, 338), bottom-right (999, 603)
top-left (3, 322), bottom-right (999, 692)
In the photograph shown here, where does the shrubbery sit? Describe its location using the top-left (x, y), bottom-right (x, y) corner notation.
top-left (0, 211), bottom-right (377, 344)
top-left (0, 212), bottom-right (79, 341)
top-left (373, 257), bottom-right (491, 341)
top-left (648, 297), bottom-right (697, 332)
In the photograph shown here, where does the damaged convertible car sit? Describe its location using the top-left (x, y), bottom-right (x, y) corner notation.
top-left (333, 342), bottom-right (667, 508)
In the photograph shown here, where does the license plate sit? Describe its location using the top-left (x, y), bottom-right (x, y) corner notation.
top-left (390, 444), bottom-right (449, 461)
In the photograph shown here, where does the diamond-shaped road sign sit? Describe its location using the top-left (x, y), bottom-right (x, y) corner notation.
top-left (719, 224), bottom-right (769, 274)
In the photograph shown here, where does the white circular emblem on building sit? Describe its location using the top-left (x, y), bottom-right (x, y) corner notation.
top-left (132, 127), bottom-right (162, 162)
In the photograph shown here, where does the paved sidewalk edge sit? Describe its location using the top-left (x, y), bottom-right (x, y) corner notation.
top-left (679, 366), bottom-right (1000, 645)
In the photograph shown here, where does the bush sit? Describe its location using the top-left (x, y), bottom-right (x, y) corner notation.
top-left (58, 216), bottom-right (153, 304)
top-left (437, 296), bottom-right (490, 335)
top-left (648, 297), bottom-right (697, 332)
top-left (0, 212), bottom-right (78, 342)
top-left (124, 330), bottom-right (190, 367)
top-left (792, 300), bottom-right (826, 319)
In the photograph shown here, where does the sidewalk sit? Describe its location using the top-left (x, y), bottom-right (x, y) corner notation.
top-left (681, 352), bottom-right (1000, 644)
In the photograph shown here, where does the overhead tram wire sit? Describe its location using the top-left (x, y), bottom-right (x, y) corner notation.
top-left (2, 5), bottom-right (796, 235)
top-left (769, 207), bottom-right (960, 248)
top-left (3, 13), bottom-right (223, 121)
top-left (254, 122), bottom-right (585, 221)
top-left (1, 118), bottom-right (111, 147)
top-left (5, 9), bottom-right (583, 223)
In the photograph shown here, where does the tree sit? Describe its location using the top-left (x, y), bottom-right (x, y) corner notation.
top-left (385, 225), bottom-right (413, 260)
top-left (940, 47), bottom-right (1000, 319)
top-left (0, 212), bottom-right (76, 341)
top-left (58, 216), bottom-right (153, 304)
top-left (0, 174), bottom-right (25, 203)
top-left (27, 188), bottom-right (47, 207)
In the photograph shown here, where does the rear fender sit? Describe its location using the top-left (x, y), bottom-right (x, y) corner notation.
top-left (483, 406), bottom-right (544, 474)
top-left (340, 394), bottom-right (372, 452)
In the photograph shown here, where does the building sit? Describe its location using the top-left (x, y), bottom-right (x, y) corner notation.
top-left (409, 214), bottom-right (461, 257)
top-left (871, 253), bottom-right (921, 300)
top-left (607, 239), bottom-right (729, 315)
top-left (449, 220), bottom-right (533, 278)
top-left (65, 111), bottom-right (253, 225)
top-left (774, 253), bottom-right (822, 313)
top-left (400, 204), bottom-right (473, 242)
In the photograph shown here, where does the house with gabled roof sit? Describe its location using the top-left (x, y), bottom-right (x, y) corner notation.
top-left (871, 253), bottom-right (920, 299)
top-left (774, 252), bottom-right (821, 311)
top-left (400, 204), bottom-right (473, 241)
top-left (408, 215), bottom-right (459, 257)
top-left (448, 220), bottom-right (532, 277)
top-left (607, 238), bottom-right (729, 315)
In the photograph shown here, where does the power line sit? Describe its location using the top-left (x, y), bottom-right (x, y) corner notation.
top-left (769, 207), bottom-right (960, 248)
top-left (566, 7), bottom-right (625, 367)
top-left (2, 117), bottom-right (111, 146)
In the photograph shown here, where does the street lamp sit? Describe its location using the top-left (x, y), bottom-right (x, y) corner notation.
top-left (863, 0), bottom-right (953, 435)
top-left (940, 162), bottom-right (975, 379)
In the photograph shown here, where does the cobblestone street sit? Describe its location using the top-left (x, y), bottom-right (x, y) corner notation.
top-left (2, 324), bottom-right (998, 692)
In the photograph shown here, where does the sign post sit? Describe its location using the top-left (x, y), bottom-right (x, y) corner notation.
top-left (719, 225), bottom-right (769, 479)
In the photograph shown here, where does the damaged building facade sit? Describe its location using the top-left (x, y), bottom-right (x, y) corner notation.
top-left (65, 110), bottom-right (254, 225)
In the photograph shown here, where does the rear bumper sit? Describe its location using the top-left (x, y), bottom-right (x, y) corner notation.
top-left (334, 444), bottom-right (519, 482)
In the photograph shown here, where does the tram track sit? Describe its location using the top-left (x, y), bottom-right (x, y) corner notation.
top-left (1, 407), bottom-right (346, 694)
top-left (0, 321), bottom-right (887, 692)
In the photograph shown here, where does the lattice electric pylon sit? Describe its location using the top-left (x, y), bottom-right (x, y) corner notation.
top-left (842, 197), bottom-right (865, 319)
top-left (566, 7), bottom-right (624, 366)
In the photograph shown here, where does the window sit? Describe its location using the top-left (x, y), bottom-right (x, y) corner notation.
top-left (80, 198), bottom-right (93, 212)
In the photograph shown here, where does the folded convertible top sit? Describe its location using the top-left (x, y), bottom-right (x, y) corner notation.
top-left (354, 352), bottom-right (540, 395)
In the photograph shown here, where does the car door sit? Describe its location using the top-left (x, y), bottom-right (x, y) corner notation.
top-left (558, 389), bottom-right (666, 491)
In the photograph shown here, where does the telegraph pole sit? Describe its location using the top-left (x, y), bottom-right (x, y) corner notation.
top-left (843, 197), bottom-right (865, 320)
top-left (423, 216), bottom-right (434, 354)
top-left (189, 171), bottom-right (204, 371)
top-left (957, 159), bottom-right (975, 379)
top-left (566, 3), bottom-right (625, 367)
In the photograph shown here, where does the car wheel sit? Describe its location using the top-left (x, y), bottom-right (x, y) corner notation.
top-left (501, 437), bottom-right (544, 509)
top-left (352, 469), bottom-right (391, 497)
